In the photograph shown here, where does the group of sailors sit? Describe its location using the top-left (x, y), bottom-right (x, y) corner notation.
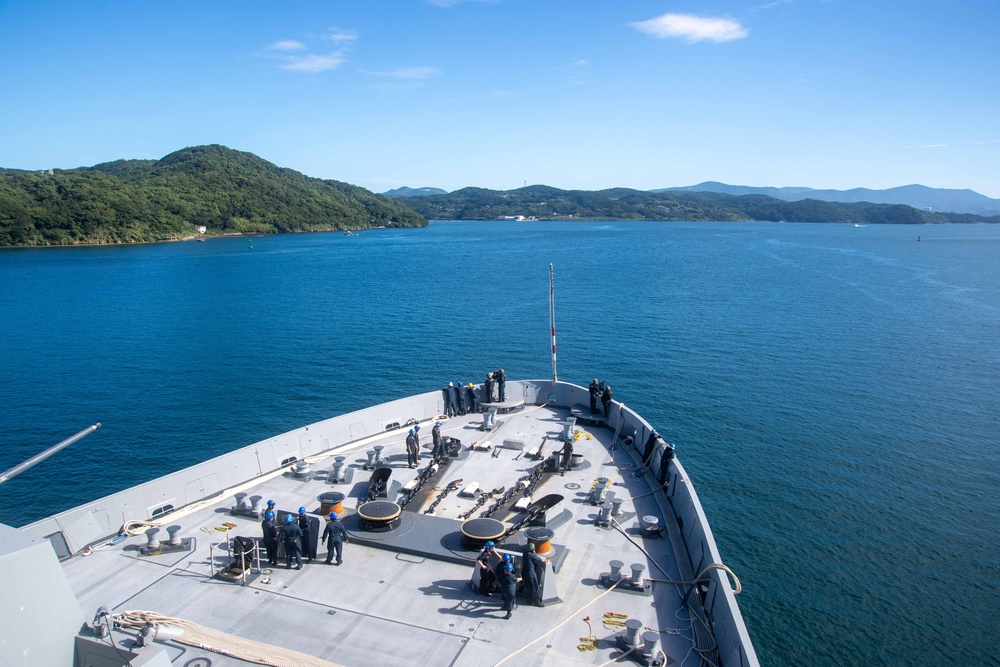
top-left (260, 502), bottom-right (349, 569)
top-left (442, 368), bottom-right (508, 417)
top-left (476, 540), bottom-right (550, 619)
top-left (256, 374), bottom-right (678, 624)
top-left (404, 420), bottom-right (453, 469)
top-left (442, 381), bottom-right (478, 417)
top-left (588, 378), bottom-right (614, 416)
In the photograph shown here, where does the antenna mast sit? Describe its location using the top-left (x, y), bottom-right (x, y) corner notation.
top-left (549, 263), bottom-right (557, 382)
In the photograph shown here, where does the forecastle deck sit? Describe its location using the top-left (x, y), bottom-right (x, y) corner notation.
top-left (9, 381), bottom-right (758, 667)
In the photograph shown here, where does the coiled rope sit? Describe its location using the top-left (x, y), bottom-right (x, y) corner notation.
top-left (114, 610), bottom-right (343, 667)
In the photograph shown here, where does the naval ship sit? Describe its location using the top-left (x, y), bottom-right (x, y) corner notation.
top-left (2, 270), bottom-right (757, 667)
top-left (2, 378), bottom-right (758, 667)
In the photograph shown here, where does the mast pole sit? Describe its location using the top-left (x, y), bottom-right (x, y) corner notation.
top-left (549, 263), bottom-right (557, 382)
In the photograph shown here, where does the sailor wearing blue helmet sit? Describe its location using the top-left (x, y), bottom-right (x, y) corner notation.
top-left (477, 541), bottom-right (500, 596)
top-left (297, 506), bottom-right (315, 563)
top-left (406, 427), bottom-right (419, 468)
top-left (323, 511), bottom-right (349, 565)
top-left (281, 513), bottom-right (304, 569)
top-left (261, 509), bottom-right (279, 566)
top-left (499, 561), bottom-right (521, 619)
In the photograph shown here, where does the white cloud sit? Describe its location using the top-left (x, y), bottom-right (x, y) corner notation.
top-left (279, 52), bottom-right (345, 73)
top-left (324, 28), bottom-right (358, 43)
top-left (268, 40), bottom-right (306, 51)
top-left (754, 0), bottom-right (791, 10)
top-left (630, 13), bottom-right (749, 43)
top-left (573, 59), bottom-right (588, 66)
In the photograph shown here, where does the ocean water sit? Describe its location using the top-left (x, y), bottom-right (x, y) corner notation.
top-left (0, 221), bottom-right (997, 666)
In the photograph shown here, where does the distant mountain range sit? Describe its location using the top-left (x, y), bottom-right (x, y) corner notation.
top-left (0, 145), bottom-right (426, 246)
top-left (396, 185), bottom-right (999, 224)
top-left (382, 186), bottom-right (448, 198)
top-left (655, 182), bottom-right (1000, 216)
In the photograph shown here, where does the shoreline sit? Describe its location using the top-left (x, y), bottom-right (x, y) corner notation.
top-left (0, 225), bottom-right (396, 250)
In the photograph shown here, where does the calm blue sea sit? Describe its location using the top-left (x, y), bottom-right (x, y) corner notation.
top-left (0, 221), bottom-right (997, 666)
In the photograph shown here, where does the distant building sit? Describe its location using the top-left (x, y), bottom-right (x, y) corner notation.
top-left (195, 225), bottom-right (207, 234)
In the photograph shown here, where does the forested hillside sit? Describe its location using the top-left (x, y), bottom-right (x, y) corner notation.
top-left (0, 145), bottom-right (426, 246)
top-left (400, 185), bottom-right (998, 224)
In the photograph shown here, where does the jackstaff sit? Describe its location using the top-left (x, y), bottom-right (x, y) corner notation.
top-left (549, 263), bottom-right (557, 382)
top-left (0, 423), bottom-right (101, 485)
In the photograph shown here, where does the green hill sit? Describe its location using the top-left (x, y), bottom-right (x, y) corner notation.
top-left (0, 145), bottom-right (427, 246)
top-left (399, 185), bottom-right (999, 224)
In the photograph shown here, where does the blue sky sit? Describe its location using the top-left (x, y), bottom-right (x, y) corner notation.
top-left (2, 0), bottom-right (998, 197)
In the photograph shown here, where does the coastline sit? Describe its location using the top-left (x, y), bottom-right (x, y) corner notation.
top-left (0, 225), bottom-right (393, 250)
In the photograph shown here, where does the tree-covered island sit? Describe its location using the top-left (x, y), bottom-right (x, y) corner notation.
top-left (0, 145), bottom-right (427, 247)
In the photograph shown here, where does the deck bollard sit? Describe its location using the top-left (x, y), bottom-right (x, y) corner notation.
top-left (630, 563), bottom-right (646, 588)
top-left (611, 496), bottom-right (623, 517)
top-left (373, 445), bottom-right (385, 466)
top-left (624, 618), bottom-right (643, 646)
top-left (609, 559), bottom-right (624, 582)
top-left (594, 479), bottom-right (608, 504)
top-left (234, 492), bottom-right (248, 510)
top-left (249, 495), bottom-right (262, 514)
top-left (642, 630), bottom-right (660, 658)
top-left (166, 525), bottom-right (183, 546)
top-left (144, 527), bottom-right (160, 550)
top-left (599, 501), bottom-right (613, 524)
top-left (332, 456), bottom-right (346, 482)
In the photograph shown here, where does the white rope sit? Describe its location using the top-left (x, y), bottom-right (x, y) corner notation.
top-left (608, 518), bottom-right (723, 667)
top-left (114, 610), bottom-right (343, 667)
top-left (597, 644), bottom-right (638, 667)
top-left (491, 579), bottom-right (623, 667)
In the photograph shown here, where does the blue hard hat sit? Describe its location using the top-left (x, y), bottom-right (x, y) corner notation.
top-left (267, 499), bottom-right (275, 506)
top-left (298, 506), bottom-right (306, 514)
top-left (414, 424), bottom-right (420, 430)
top-left (505, 563), bottom-right (514, 573)
top-left (285, 515), bottom-right (294, 523)
top-left (265, 511), bottom-right (274, 520)
top-left (485, 541), bottom-right (494, 548)
top-left (409, 428), bottom-right (415, 434)
top-left (435, 421), bottom-right (441, 425)
top-left (503, 554), bottom-right (512, 562)
top-left (329, 512), bottom-right (338, 520)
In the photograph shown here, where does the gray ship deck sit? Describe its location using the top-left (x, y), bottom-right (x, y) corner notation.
top-left (61, 404), bottom-right (703, 666)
